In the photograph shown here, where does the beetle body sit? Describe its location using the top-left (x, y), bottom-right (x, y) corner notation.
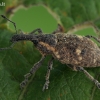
top-left (36, 33), bottom-right (100, 69)
top-left (11, 33), bottom-right (100, 69)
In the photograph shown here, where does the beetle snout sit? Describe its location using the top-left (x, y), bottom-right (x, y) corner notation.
top-left (10, 35), bottom-right (19, 42)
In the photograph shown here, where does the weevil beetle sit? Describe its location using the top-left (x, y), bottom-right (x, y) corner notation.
top-left (1, 15), bottom-right (100, 91)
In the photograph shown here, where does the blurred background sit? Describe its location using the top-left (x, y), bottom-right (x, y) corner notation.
top-left (0, 0), bottom-right (100, 100)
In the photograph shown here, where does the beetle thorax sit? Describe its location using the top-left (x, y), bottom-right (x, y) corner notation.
top-left (34, 34), bottom-right (57, 55)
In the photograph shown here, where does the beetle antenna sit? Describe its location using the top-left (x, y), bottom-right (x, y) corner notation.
top-left (1, 15), bottom-right (17, 34)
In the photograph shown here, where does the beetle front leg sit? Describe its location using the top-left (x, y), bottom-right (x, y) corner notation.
top-left (76, 66), bottom-right (100, 89)
top-left (29, 28), bottom-right (43, 34)
top-left (20, 56), bottom-right (46, 89)
top-left (42, 57), bottom-right (54, 91)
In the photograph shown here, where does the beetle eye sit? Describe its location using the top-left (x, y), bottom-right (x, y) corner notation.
top-left (32, 40), bottom-right (38, 45)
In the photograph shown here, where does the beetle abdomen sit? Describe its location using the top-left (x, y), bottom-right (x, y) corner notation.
top-left (53, 33), bottom-right (100, 67)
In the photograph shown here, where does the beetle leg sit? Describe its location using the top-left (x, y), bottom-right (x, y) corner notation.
top-left (76, 66), bottom-right (100, 89)
top-left (85, 35), bottom-right (100, 43)
top-left (42, 57), bottom-right (54, 91)
top-left (67, 21), bottom-right (100, 36)
top-left (20, 56), bottom-right (46, 89)
top-left (29, 28), bottom-right (43, 34)
top-left (0, 42), bottom-right (17, 51)
top-left (67, 64), bottom-right (78, 71)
